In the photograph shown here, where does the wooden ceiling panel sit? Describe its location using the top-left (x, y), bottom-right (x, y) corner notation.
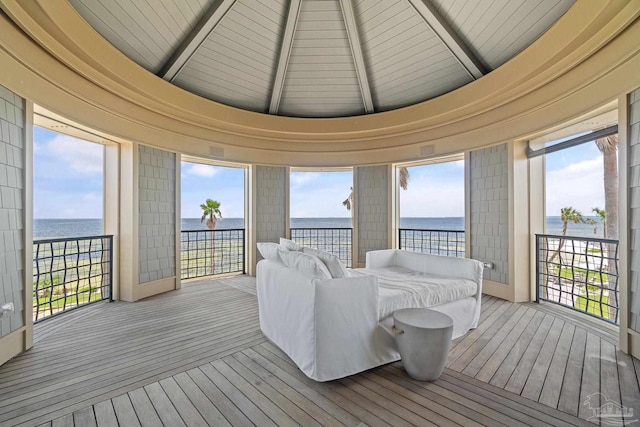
top-left (172, 0), bottom-right (287, 113)
top-left (430, 0), bottom-right (575, 69)
top-left (69, 0), bottom-right (212, 73)
top-left (356, 0), bottom-right (473, 111)
top-left (278, 0), bottom-right (365, 118)
top-left (68, 0), bottom-right (575, 118)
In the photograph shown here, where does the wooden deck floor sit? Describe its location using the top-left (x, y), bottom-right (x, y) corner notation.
top-left (0, 276), bottom-right (638, 426)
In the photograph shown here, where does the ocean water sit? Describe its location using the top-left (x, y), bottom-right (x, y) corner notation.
top-left (33, 216), bottom-right (606, 239)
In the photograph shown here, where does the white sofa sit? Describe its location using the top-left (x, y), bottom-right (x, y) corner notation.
top-left (257, 248), bottom-right (483, 382)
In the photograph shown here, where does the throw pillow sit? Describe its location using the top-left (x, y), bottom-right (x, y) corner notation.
top-left (279, 250), bottom-right (332, 279)
top-left (257, 242), bottom-right (284, 264)
top-left (280, 237), bottom-right (303, 251)
top-left (302, 247), bottom-right (348, 279)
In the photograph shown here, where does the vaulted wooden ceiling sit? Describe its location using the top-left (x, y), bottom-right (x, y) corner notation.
top-left (68, 0), bottom-right (575, 118)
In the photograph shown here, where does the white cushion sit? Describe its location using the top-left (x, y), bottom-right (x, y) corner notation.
top-left (257, 242), bottom-right (284, 264)
top-left (280, 237), bottom-right (303, 251)
top-left (302, 247), bottom-right (348, 279)
top-left (279, 250), bottom-right (332, 279)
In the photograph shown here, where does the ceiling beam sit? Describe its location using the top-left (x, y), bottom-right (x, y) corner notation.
top-left (339, 0), bottom-right (374, 114)
top-left (159, 0), bottom-right (236, 82)
top-left (408, 0), bottom-right (488, 79)
top-left (269, 0), bottom-right (301, 115)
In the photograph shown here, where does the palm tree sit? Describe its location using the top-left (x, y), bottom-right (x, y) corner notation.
top-left (594, 135), bottom-right (618, 241)
top-left (547, 207), bottom-right (584, 266)
top-left (584, 218), bottom-right (597, 234)
top-left (200, 199), bottom-right (222, 230)
top-left (343, 167), bottom-right (410, 212)
top-left (560, 207), bottom-right (584, 235)
top-left (593, 207), bottom-right (606, 237)
top-left (595, 134), bottom-right (618, 321)
top-left (200, 199), bottom-right (222, 274)
top-left (399, 166), bottom-right (410, 190)
top-left (342, 187), bottom-right (354, 211)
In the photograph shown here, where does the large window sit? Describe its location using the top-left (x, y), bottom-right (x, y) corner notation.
top-left (289, 169), bottom-right (353, 266)
top-left (33, 127), bottom-right (104, 238)
top-left (289, 169), bottom-right (353, 228)
top-left (398, 159), bottom-right (465, 256)
top-left (180, 161), bottom-right (245, 230)
top-left (180, 161), bottom-right (246, 279)
top-left (533, 123), bottom-right (620, 323)
top-left (33, 126), bottom-right (109, 321)
top-left (544, 138), bottom-right (613, 238)
top-left (398, 160), bottom-right (465, 229)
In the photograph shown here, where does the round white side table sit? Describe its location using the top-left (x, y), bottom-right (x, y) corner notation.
top-left (392, 308), bottom-right (454, 381)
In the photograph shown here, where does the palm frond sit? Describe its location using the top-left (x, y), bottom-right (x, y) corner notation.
top-left (399, 167), bottom-right (410, 190)
top-left (594, 135), bottom-right (618, 154)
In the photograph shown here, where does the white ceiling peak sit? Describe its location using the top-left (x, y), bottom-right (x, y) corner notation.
top-left (159, 0), bottom-right (237, 82)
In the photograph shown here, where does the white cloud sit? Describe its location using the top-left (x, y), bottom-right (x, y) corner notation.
top-left (290, 174), bottom-right (352, 217)
top-left (34, 191), bottom-right (103, 218)
top-left (82, 192), bottom-right (101, 202)
top-left (400, 182), bottom-right (464, 217)
top-left (546, 157), bottom-right (604, 216)
top-left (290, 184), bottom-right (352, 217)
top-left (186, 163), bottom-right (219, 177)
top-left (45, 134), bottom-right (103, 175)
top-left (290, 172), bottom-right (320, 189)
top-left (399, 166), bottom-right (465, 217)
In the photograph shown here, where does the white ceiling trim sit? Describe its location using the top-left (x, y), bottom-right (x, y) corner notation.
top-left (159, 0), bottom-right (237, 82)
top-left (408, 0), bottom-right (488, 79)
top-left (269, 0), bottom-right (301, 115)
top-left (339, 0), bottom-right (374, 113)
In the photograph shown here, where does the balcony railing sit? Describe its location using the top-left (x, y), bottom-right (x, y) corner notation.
top-left (181, 229), bottom-right (245, 279)
top-left (33, 235), bottom-right (113, 322)
top-left (290, 228), bottom-right (353, 268)
top-left (536, 234), bottom-right (619, 324)
top-left (399, 228), bottom-right (465, 257)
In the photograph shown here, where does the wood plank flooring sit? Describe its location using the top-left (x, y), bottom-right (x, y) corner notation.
top-left (1, 276), bottom-right (638, 426)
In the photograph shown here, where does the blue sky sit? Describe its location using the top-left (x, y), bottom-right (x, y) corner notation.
top-left (290, 170), bottom-right (353, 217)
top-left (544, 141), bottom-right (605, 216)
top-left (34, 125), bottom-right (607, 219)
top-left (400, 161), bottom-right (465, 217)
top-left (181, 162), bottom-right (245, 218)
top-left (33, 127), bottom-right (103, 219)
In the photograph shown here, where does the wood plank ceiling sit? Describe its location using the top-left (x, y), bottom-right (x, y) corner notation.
top-left (69, 0), bottom-right (575, 118)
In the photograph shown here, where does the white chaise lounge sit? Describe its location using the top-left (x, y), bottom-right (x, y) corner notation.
top-left (257, 247), bottom-right (483, 382)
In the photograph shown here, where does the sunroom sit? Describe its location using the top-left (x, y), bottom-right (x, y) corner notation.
top-left (0, 0), bottom-right (639, 425)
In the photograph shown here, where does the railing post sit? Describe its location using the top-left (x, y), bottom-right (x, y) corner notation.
top-left (108, 236), bottom-right (113, 302)
top-left (535, 235), bottom-right (540, 303)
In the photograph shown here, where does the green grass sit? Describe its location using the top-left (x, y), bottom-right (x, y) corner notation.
top-left (34, 290), bottom-right (102, 310)
top-left (558, 266), bottom-right (608, 284)
top-left (575, 294), bottom-right (610, 319)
